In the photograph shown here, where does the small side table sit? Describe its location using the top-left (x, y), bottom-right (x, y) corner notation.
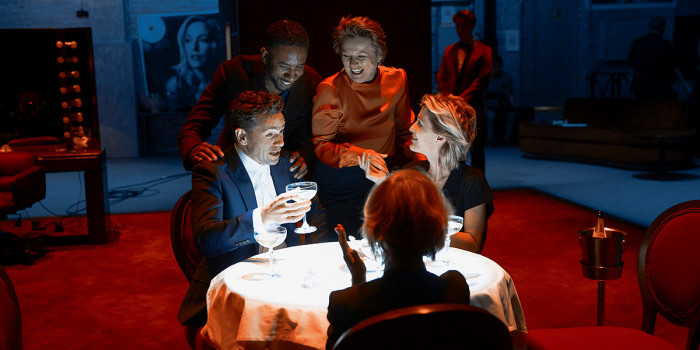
top-left (632, 130), bottom-right (697, 181)
top-left (34, 149), bottom-right (111, 244)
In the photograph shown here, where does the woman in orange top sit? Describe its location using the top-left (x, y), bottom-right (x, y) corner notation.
top-left (311, 16), bottom-right (418, 238)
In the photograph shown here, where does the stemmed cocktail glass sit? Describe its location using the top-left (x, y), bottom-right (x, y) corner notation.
top-left (285, 181), bottom-right (317, 234)
top-left (437, 215), bottom-right (464, 265)
top-left (254, 226), bottom-right (287, 278)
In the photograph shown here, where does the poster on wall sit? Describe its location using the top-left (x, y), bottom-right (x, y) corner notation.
top-left (138, 11), bottom-right (222, 113)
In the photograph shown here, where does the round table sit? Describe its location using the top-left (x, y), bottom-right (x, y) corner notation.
top-left (202, 242), bottom-right (527, 350)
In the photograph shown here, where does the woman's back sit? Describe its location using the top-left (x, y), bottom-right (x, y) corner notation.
top-left (326, 269), bottom-right (469, 349)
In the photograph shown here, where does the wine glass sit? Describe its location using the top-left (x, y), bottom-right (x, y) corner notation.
top-left (438, 215), bottom-right (464, 265)
top-left (447, 215), bottom-right (464, 236)
top-left (254, 226), bottom-right (287, 278)
top-left (285, 181), bottom-right (318, 234)
top-left (360, 239), bottom-right (385, 272)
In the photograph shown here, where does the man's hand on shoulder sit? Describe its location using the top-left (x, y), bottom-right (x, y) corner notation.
top-left (288, 151), bottom-right (308, 179)
top-left (190, 142), bottom-right (224, 165)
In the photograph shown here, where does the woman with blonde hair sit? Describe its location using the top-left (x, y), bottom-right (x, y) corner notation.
top-left (360, 93), bottom-right (494, 253)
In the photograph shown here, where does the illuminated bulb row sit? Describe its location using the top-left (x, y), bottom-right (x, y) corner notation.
top-left (57, 56), bottom-right (79, 64)
top-left (56, 41), bottom-right (78, 49)
top-left (59, 85), bottom-right (81, 94)
top-left (64, 126), bottom-right (86, 139)
top-left (62, 112), bottom-right (84, 124)
top-left (58, 70), bottom-right (80, 79)
top-left (61, 98), bottom-right (82, 109)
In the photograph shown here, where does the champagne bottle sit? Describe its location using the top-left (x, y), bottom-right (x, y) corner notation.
top-left (593, 210), bottom-right (607, 239)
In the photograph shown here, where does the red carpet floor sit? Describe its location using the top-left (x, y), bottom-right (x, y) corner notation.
top-left (482, 189), bottom-right (687, 348)
top-left (1, 189), bottom-right (688, 349)
top-left (2, 212), bottom-right (189, 349)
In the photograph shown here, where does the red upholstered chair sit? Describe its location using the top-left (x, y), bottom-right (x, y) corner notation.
top-left (526, 200), bottom-right (700, 350)
top-left (170, 190), bottom-right (211, 350)
top-left (1, 152), bottom-right (47, 264)
top-left (0, 265), bottom-right (22, 350)
top-left (170, 190), bottom-right (201, 282)
top-left (332, 303), bottom-right (513, 350)
top-left (0, 152), bottom-right (46, 221)
top-left (7, 136), bottom-right (62, 153)
top-left (639, 200), bottom-right (700, 349)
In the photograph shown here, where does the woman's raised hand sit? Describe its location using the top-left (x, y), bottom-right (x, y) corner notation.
top-left (336, 224), bottom-right (366, 285)
top-left (358, 151), bottom-right (389, 184)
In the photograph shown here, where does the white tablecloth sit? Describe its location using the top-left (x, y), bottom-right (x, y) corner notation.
top-left (202, 242), bottom-right (527, 350)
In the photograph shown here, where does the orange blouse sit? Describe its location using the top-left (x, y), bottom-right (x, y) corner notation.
top-left (311, 66), bottom-right (415, 168)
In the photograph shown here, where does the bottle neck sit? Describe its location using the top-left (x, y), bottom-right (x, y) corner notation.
top-left (593, 213), bottom-right (606, 238)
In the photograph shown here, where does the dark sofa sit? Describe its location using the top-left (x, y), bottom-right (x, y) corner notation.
top-left (518, 98), bottom-right (697, 170)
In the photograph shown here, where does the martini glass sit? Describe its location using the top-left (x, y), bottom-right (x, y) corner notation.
top-left (285, 181), bottom-right (318, 234)
top-left (254, 226), bottom-right (287, 278)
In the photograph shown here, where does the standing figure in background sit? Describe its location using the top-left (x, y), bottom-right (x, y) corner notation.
top-left (485, 56), bottom-right (516, 145)
top-left (178, 19), bottom-right (321, 173)
top-left (437, 9), bottom-right (492, 173)
top-left (627, 16), bottom-right (675, 100)
top-left (166, 16), bottom-right (220, 112)
top-left (312, 16), bottom-right (419, 238)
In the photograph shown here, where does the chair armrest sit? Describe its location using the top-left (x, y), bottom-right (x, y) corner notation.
top-left (11, 166), bottom-right (46, 210)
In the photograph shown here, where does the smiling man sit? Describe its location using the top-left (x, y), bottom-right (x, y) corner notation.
top-left (178, 19), bottom-right (321, 173)
top-left (178, 90), bottom-right (327, 330)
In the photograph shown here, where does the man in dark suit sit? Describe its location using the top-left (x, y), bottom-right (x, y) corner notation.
top-left (178, 90), bottom-right (327, 329)
top-left (178, 19), bottom-right (322, 172)
top-left (627, 16), bottom-right (675, 100)
top-left (437, 9), bottom-right (492, 173)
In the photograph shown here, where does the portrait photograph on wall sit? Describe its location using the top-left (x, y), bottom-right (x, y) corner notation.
top-left (137, 11), bottom-right (222, 113)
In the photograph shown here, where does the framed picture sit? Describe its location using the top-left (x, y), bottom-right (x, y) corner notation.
top-left (138, 11), bottom-right (222, 112)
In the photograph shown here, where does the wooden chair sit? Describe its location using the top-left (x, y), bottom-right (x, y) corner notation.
top-left (170, 190), bottom-right (201, 282)
top-left (526, 200), bottom-right (700, 350)
top-left (0, 266), bottom-right (22, 350)
top-left (332, 303), bottom-right (512, 350)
